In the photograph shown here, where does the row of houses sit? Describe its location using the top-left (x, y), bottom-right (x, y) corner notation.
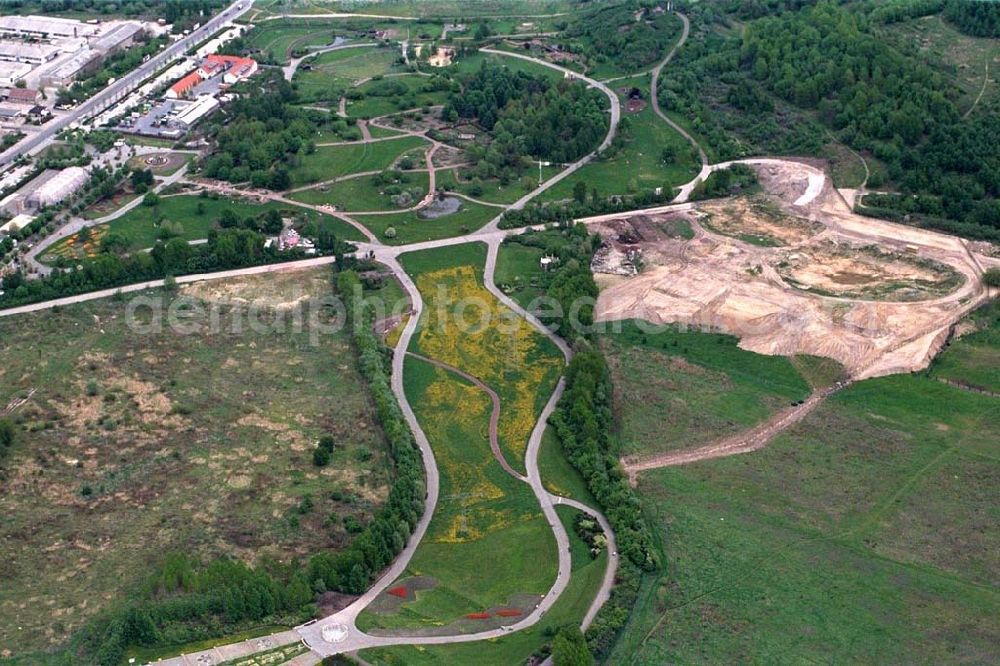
top-left (165, 55), bottom-right (258, 99)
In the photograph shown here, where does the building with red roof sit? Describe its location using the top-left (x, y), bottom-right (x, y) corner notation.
top-left (166, 70), bottom-right (202, 99)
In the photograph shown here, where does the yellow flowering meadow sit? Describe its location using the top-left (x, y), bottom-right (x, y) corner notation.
top-left (415, 266), bottom-right (564, 467)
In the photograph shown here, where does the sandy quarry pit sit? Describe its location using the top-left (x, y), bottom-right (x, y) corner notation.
top-left (590, 159), bottom-right (994, 380)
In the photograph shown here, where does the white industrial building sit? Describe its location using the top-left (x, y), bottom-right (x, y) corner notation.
top-left (0, 15), bottom-right (98, 40)
top-left (0, 213), bottom-right (33, 235)
top-left (25, 167), bottom-right (89, 209)
top-left (0, 41), bottom-right (61, 65)
top-left (40, 48), bottom-right (100, 87)
top-left (0, 61), bottom-right (31, 87)
top-left (91, 21), bottom-right (144, 55)
top-left (175, 95), bottom-right (219, 127)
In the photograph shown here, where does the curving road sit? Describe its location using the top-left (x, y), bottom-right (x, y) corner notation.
top-left (647, 12), bottom-right (710, 203)
top-left (477, 47), bottom-right (622, 232)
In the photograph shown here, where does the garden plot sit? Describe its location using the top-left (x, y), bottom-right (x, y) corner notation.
top-left (592, 160), bottom-right (991, 379)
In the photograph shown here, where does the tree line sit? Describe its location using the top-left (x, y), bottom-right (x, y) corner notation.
top-left (943, 0), bottom-right (1000, 36)
top-left (506, 223), bottom-right (659, 658)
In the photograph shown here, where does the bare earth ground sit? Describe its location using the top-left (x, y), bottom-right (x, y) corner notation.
top-left (593, 160), bottom-right (994, 380)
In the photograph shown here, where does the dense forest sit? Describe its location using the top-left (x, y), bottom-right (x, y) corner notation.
top-left (944, 0), bottom-right (1000, 36)
top-left (562, 1), bottom-right (683, 73)
top-left (660, 0), bottom-right (1000, 240)
top-left (443, 64), bottom-right (607, 182)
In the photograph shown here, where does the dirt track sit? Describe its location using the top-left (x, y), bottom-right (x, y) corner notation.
top-left (621, 385), bottom-right (838, 482)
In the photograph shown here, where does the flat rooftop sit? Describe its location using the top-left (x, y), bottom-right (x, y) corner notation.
top-left (0, 15), bottom-right (99, 38)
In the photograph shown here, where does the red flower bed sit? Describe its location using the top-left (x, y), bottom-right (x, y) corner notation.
top-left (388, 586), bottom-right (408, 598)
top-left (465, 612), bottom-right (491, 620)
top-left (496, 609), bottom-right (521, 617)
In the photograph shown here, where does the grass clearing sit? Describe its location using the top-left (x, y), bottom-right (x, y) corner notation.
top-left (41, 195), bottom-right (364, 264)
top-left (0, 269), bottom-right (392, 658)
top-left (436, 165), bottom-right (562, 205)
top-left (601, 321), bottom-right (811, 457)
top-left (353, 200), bottom-right (497, 245)
top-left (290, 170), bottom-right (429, 212)
top-left (356, 244), bottom-right (564, 633)
top-left (294, 46), bottom-right (401, 101)
top-left (609, 329), bottom-right (1000, 664)
top-left (289, 135), bottom-right (427, 186)
top-left (929, 299), bottom-right (1000, 393)
top-left (360, 505), bottom-right (608, 665)
top-left (346, 75), bottom-right (451, 119)
top-left (536, 97), bottom-right (700, 203)
top-left (245, 20), bottom-right (343, 63)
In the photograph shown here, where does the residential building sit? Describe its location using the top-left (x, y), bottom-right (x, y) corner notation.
top-left (4, 88), bottom-right (41, 105)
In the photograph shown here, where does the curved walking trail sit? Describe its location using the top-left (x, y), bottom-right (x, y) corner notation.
top-left (405, 351), bottom-right (526, 482)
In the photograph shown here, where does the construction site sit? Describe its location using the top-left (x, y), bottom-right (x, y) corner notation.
top-left (590, 159), bottom-right (998, 380)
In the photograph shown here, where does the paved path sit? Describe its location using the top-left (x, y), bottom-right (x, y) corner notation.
top-left (647, 12), bottom-right (710, 203)
top-left (406, 351), bottom-right (527, 481)
top-left (0, 256), bottom-right (336, 320)
top-left (477, 47), bottom-right (622, 232)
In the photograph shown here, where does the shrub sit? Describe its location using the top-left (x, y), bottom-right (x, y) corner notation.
top-left (384, 226), bottom-right (397, 239)
top-left (313, 447), bottom-right (331, 467)
top-left (318, 435), bottom-right (335, 452)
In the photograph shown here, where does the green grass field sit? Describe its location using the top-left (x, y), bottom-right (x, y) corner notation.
top-left (355, 244), bottom-right (564, 633)
top-left (436, 165), bottom-right (562, 205)
top-left (289, 170), bottom-right (429, 212)
top-left (289, 135), bottom-right (428, 186)
top-left (0, 269), bottom-right (391, 659)
top-left (359, 505), bottom-right (607, 665)
top-left (346, 75), bottom-right (451, 119)
top-left (294, 46), bottom-right (402, 101)
top-left (245, 20), bottom-right (343, 63)
top-left (929, 299), bottom-right (1000, 393)
top-left (600, 321), bottom-right (812, 457)
top-left (353, 199), bottom-right (498, 245)
top-left (494, 237), bottom-right (548, 311)
top-left (608, 330), bottom-right (1000, 663)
